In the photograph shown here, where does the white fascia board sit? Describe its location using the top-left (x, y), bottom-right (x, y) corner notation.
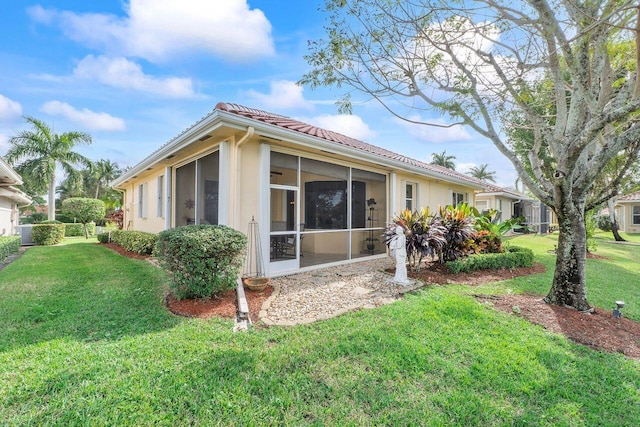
top-left (478, 191), bottom-right (533, 201)
top-left (0, 186), bottom-right (32, 205)
top-left (0, 157), bottom-right (23, 185)
top-left (216, 113), bottom-right (488, 190)
top-left (112, 111), bottom-right (244, 188)
top-left (112, 109), bottom-right (487, 191)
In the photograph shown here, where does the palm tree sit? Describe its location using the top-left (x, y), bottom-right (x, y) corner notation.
top-left (467, 164), bottom-right (497, 182)
top-left (92, 159), bottom-right (121, 199)
top-left (6, 116), bottom-right (92, 220)
top-left (430, 150), bottom-right (456, 170)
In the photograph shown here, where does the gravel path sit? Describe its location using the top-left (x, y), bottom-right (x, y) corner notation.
top-left (259, 257), bottom-right (425, 326)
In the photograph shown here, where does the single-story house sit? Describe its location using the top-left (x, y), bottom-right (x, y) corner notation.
top-left (475, 184), bottom-right (554, 233)
top-left (610, 191), bottom-right (640, 233)
top-left (0, 156), bottom-right (32, 236)
top-left (112, 102), bottom-right (488, 276)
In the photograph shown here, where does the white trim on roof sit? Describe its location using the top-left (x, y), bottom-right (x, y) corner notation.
top-left (113, 107), bottom-right (488, 191)
top-left (0, 157), bottom-right (23, 186)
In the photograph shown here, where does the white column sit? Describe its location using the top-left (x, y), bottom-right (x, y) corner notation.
top-left (164, 166), bottom-right (172, 230)
top-left (218, 141), bottom-right (230, 226)
top-left (258, 143), bottom-right (271, 276)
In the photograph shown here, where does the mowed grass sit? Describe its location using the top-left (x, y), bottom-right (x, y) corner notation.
top-left (0, 237), bottom-right (639, 425)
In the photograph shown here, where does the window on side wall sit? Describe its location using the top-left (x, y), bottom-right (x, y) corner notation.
top-left (138, 183), bottom-right (147, 219)
top-left (452, 191), bottom-right (465, 206)
top-left (405, 182), bottom-right (416, 211)
top-left (633, 205), bottom-right (640, 225)
top-left (157, 175), bottom-right (164, 218)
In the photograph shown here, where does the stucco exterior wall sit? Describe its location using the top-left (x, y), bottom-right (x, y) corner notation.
top-left (0, 198), bottom-right (14, 236)
top-left (620, 203), bottom-right (640, 233)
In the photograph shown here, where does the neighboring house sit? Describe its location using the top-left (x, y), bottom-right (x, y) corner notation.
top-left (112, 102), bottom-right (487, 277)
top-left (475, 184), bottom-right (554, 233)
top-left (0, 156), bottom-right (32, 236)
top-left (611, 191), bottom-right (640, 233)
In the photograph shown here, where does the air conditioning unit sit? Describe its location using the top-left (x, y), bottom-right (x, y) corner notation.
top-left (14, 224), bottom-right (34, 246)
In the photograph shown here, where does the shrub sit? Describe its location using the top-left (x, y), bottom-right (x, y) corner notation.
top-left (469, 230), bottom-right (503, 254)
top-left (383, 208), bottom-right (446, 272)
top-left (155, 225), bottom-right (247, 299)
top-left (64, 222), bottom-right (96, 237)
top-left (438, 203), bottom-right (476, 262)
top-left (447, 246), bottom-right (534, 274)
top-left (55, 214), bottom-right (75, 224)
top-left (595, 214), bottom-right (612, 232)
top-left (96, 232), bottom-right (110, 243)
top-left (108, 230), bottom-right (157, 255)
top-left (61, 198), bottom-right (106, 239)
top-left (32, 222), bottom-right (66, 245)
top-left (0, 236), bottom-right (21, 262)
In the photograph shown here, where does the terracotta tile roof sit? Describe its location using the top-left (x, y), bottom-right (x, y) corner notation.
top-left (618, 190), bottom-right (640, 201)
top-left (478, 182), bottom-right (531, 200)
top-left (215, 102), bottom-right (488, 188)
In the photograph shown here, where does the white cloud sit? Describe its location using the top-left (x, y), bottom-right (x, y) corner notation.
top-left (28, 0), bottom-right (274, 63)
top-left (0, 133), bottom-right (9, 153)
top-left (73, 55), bottom-right (195, 98)
top-left (302, 114), bottom-right (377, 141)
top-left (41, 101), bottom-right (126, 131)
top-left (246, 80), bottom-right (313, 111)
top-left (456, 162), bottom-right (476, 174)
top-left (395, 115), bottom-right (472, 143)
top-left (0, 95), bottom-right (22, 121)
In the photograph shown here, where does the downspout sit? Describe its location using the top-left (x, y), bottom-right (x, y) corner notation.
top-left (232, 127), bottom-right (255, 229)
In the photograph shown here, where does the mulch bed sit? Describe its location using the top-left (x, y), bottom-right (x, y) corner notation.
top-left (100, 242), bottom-right (272, 320)
top-left (102, 242), bottom-right (640, 359)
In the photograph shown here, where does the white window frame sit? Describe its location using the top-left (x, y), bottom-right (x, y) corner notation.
top-left (633, 205), bottom-right (640, 225)
top-left (157, 175), bottom-right (164, 218)
top-left (405, 182), bottom-right (417, 211)
top-left (452, 191), bottom-right (466, 206)
top-left (138, 183), bottom-right (147, 219)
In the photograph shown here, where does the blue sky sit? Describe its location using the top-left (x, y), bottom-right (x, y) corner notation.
top-left (0, 0), bottom-right (517, 187)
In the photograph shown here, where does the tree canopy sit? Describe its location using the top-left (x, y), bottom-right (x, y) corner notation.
top-left (430, 150), bottom-right (456, 169)
top-left (302, 0), bottom-right (640, 311)
top-left (6, 116), bottom-right (92, 220)
top-left (467, 164), bottom-right (496, 183)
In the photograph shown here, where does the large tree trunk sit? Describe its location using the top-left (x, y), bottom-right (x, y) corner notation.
top-left (48, 176), bottom-right (56, 221)
top-left (607, 199), bottom-right (626, 242)
top-left (545, 201), bottom-right (592, 312)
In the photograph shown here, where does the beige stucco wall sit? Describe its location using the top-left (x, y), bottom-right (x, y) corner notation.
top-left (0, 198), bottom-right (15, 236)
top-left (620, 203), bottom-right (640, 233)
top-left (117, 129), bottom-right (481, 241)
top-left (396, 172), bottom-right (476, 216)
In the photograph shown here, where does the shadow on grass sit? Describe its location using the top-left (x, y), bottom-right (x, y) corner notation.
top-left (0, 242), bottom-right (184, 352)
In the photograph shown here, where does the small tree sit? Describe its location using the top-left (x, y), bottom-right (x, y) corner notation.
top-left (61, 198), bottom-right (106, 239)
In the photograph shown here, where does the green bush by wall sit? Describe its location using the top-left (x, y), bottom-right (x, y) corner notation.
top-left (108, 230), bottom-right (157, 255)
top-left (155, 225), bottom-right (247, 299)
top-left (32, 222), bottom-right (66, 246)
top-left (0, 236), bottom-right (21, 262)
top-left (446, 246), bottom-right (534, 274)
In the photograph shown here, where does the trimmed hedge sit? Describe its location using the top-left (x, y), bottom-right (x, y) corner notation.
top-left (447, 246), bottom-right (534, 274)
top-left (155, 225), bottom-right (247, 299)
top-left (108, 230), bottom-right (157, 255)
top-left (0, 236), bottom-right (21, 262)
top-left (32, 222), bottom-right (66, 246)
top-left (97, 232), bottom-right (110, 243)
top-left (64, 222), bottom-right (96, 237)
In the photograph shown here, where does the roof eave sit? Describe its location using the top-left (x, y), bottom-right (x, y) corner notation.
top-left (0, 157), bottom-right (23, 186)
top-left (113, 110), bottom-right (487, 191)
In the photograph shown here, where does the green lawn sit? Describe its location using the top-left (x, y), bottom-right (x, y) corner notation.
top-left (0, 237), bottom-right (639, 425)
